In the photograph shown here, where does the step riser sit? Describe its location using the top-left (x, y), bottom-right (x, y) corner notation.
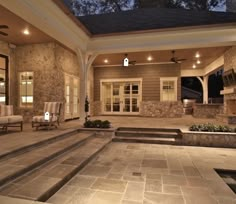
top-left (0, 133), bottom-right (94, 187)
top-left (117, 127), bottom-right (181, 133)
top-left (112, 138), bottom-right (176, 145)
top-left (38, 140), bottom-right (111, 202)
top-left (115, 132), bottom-right (178, 138)
top-left (0, 129), bottom-right (78, 161)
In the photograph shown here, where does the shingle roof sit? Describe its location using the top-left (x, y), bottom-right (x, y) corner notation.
top-left (78, 8), bottom-right (236, 35)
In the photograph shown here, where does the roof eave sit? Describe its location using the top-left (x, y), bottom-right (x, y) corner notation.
top-left (53, 0), bottom-right (92, 37)
top-left (90, 22), bottom-right (236, 38)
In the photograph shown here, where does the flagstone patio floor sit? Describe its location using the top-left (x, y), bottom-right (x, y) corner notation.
top-left (48, 142), bottom-right (236, 204)
top-left (0, 116), bottom-right (235, 204)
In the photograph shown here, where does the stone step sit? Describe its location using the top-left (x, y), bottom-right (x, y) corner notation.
top-left (0, 135), bottom-right (111, 202)
top-left (113, 136), bottom-right (177, 145)
top-left (117, 127), bottom-right (181, 133)
top-left (115, 127), bottom-right (182, 139)
top-left (115, 131), bottom-right (179, 138)
top-left (0, 129), bottom-right (79, 161)
top-left (0, 131), bottom-right (94, 187)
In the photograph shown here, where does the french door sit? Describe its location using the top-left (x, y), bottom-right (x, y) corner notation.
top-left (0, 54), bottom-right (9, 104)
top-left (64, 74), bottom-right (80, 120)
top-left (101, 79), bottom-right (141, 114)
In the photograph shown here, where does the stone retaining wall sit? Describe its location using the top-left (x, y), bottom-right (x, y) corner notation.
top-left (140, 101), bottom-right (183, 117)
top-left (181, 131), bottom-right (236, 148)
top-left (193, 104), bottom-right (223, 118)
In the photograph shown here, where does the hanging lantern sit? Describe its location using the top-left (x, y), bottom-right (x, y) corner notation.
top-left (123, 54), bottom-right (129, 67)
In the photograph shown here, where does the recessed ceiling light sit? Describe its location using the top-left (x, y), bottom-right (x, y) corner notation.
top-left (23, 28), bottom-right (30, 35)
top-left (104, 59), bottom-right (109, 63)
top-left (195, 53), bottom-right (200, 58)
top-left (147, 56), bottom-right (153, 61)
top-left (197, 60), bottom-right (201, 64)
top-left (192, 64), bottom-right (196, 69)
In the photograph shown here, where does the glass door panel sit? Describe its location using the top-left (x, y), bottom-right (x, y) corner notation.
top-left (112, 83), bottom-right (121, 112)
top-left (0, 55), bottom-right (8, 104)
top-left (123, 98), bottom-right (130, 112)
top-left (66, 85), bottom-right (70, 114)
top-left (102, 80), bottom-right (141, 114)
top-left (103, 83), bottom-right (111, 112)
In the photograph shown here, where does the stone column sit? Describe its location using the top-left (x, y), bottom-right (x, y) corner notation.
top-left (226, 0), bottom-right (236, 12)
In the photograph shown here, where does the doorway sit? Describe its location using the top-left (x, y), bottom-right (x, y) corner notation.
top-left (0, 54), bottom-right (9, 105)
top-left (101, 79), bottom-right (142, 114)
top-left (64, 74), bottom-right (80, 120)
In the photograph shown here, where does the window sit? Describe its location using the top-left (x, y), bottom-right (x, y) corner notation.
top-left (19, 72), bottom-right (33, 107)
top-left (160, 77), bottom-right (177, 101)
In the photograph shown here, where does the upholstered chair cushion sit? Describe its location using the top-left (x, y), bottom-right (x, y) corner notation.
top-left (0, 105), bottom-right (13, 116)
top-left (8, 115), bottom-right (23, 123)
top-left (32, 115), bottom-right (58, 123)
top-left (0, 116), bottom-right (9, 124)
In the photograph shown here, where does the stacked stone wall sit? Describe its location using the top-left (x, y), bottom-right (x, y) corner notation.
top-left (140, 101), bottom-right (183, 117)
top-left (15, 42), bottom-right (79, 122)
top-left (193, 104), bottom-right (224, 118)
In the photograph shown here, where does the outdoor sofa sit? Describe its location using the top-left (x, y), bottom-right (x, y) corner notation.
top-left (0, 104), bottom-right (23, 132)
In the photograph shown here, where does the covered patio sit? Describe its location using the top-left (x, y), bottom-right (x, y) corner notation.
top-left (1, 1), bottom-right (236, 123)
top-left (0, 0), bottom-right (236, 204)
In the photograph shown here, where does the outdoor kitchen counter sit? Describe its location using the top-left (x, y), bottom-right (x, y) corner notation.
top-left (193, 103), bottom-right (224, 118)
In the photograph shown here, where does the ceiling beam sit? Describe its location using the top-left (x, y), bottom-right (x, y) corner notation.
top-left (181, 69), bottom-right (204, 77)
top-left (203, 55), bottom-right (224, 76)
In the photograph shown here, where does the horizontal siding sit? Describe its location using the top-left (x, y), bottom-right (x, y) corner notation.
top-left (94, 64), bottom-right (181, 101)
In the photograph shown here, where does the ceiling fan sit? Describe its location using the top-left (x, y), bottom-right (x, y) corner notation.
top-left (170, 50), bottom-right (186, 63)
top-left (0, 25), bottom-right (9, 36)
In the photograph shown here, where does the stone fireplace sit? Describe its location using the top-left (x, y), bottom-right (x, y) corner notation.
top-left (219, 89), bottom-right (236, 124)
top-left (217, 46), bottom-right (236, 124)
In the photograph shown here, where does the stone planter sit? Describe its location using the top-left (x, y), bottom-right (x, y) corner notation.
top-left (181, 131), bottom-right (236, 148)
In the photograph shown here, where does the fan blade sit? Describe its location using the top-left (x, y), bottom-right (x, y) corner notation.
top-left (129, 60), bottom-right (136, 65)
top-left (0, 25), bottom-right (8, 29)
top-left (177, 59), bottom-right (187, 61)
top-left (0, 31), bottom-right (8, 36)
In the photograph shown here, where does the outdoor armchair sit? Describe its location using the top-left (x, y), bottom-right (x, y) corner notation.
top-left (32, 102), bottom-right (62, 130)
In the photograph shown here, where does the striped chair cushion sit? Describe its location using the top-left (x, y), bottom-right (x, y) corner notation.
top-left (43, 102), bottom-right (61, 114)
top-left (0, 105), bottom-right (13, 117)
top-left (32, 115), bottom-right (58, 123)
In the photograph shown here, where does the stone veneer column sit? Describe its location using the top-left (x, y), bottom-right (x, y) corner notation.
top-left (226, 0), bottom-right (236, 12)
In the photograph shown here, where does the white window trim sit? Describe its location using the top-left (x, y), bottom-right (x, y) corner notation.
top-left (160, 77), bottom-right (178, 102)
top-left (100, 78), bottom-right (143, 102)
top-left (19, 71), bottom-right (34, 108)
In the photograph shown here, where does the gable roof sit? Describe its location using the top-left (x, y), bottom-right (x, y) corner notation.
top-left (78, 8), bottom-right (236, 35)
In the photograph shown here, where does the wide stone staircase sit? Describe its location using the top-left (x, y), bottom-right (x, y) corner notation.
top-left (113, 127), bottom-right (182, 145)
top-left (0, 130), bottom-right (111, 202)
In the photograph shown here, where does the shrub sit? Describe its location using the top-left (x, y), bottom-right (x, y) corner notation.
top-left (189, 123), bottom-right (236, 132)
top-left (84, 119), bottom-right (111, 128)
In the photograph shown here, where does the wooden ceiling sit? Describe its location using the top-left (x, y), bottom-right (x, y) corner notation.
top-left (0, 5), bottom-right (53, 45)
top-left (93, 46), bottom-right (230, 70)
